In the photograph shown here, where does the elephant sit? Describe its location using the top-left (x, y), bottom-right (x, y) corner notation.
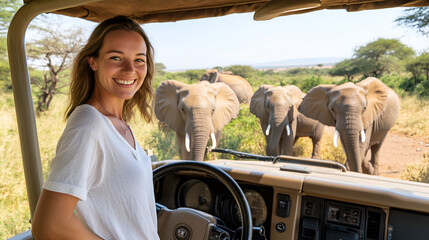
top-left (154, 80), bottom-right (240, 161)
top-left (298, 77), bottom-right (400, 175)
top-left (200, 69), bottom-right (253, 104)
top-left (250, 85), bottom-right (325, 158)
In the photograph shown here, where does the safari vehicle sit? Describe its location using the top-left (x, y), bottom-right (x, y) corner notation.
top-left (7, 0), bottom-right (429, 240)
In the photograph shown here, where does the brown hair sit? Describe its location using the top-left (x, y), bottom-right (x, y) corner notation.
top-left (65, 15), bottom-right (154, 123)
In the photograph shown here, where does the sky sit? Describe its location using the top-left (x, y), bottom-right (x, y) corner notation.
top-left (36, 7), bottom-right (428, 71)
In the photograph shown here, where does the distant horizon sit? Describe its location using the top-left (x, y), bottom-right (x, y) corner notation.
top-left (164, 56), bottom-right (344, 72)
top-left (32, 7), bottom-right (428, 71)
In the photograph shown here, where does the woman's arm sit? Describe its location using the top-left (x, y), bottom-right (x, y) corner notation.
top-left (32, 189), bottom-right (103, 240)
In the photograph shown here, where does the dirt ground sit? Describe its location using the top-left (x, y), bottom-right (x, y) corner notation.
top-left (378, 132), bottom-right (429, 179)
top-left (323, 127), bottom-right (429, 179)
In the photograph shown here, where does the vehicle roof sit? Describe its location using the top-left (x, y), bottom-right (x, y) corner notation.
top-left (24, 0), bottom-right (429, 23)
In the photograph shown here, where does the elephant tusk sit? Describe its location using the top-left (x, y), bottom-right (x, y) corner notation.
top-left (286, 124), bottom-right (291, 136)
top-left (361, 129), bottom-right (366, 143)
top-left (334, 130), bottom-right (339, 148)
top-left (265, 124), bottom-right (271, 136)
top-left (210, 132), bottom-right (217, 149)
top-left (185, 133), bottom-right (190, 152)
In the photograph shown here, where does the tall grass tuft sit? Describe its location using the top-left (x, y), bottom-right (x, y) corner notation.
top-left (400, 153), bottom-right (429, 183)
top-left (391, 95), bottom-right (429, 137)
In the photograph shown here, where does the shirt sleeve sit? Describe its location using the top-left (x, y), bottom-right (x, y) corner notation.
top-left (44, 127), bottom-right (104, 201)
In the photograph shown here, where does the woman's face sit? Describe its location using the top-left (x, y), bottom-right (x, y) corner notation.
top-left (88, 29), bottom-right (147, 102)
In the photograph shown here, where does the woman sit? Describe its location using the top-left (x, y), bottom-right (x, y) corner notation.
top-left (32, 16), bottom-right (159, 240)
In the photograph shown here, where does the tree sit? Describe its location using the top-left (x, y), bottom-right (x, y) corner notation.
top-left (223, 65), bottom-right (256, 78)
top-left (0, 0), bottom-right (21, 90)
top-left (329, 58), bottom-right (364, 81)
top-left (406, 52), bottom-right (429, 82)
top-left (396, 7), bottom-right (429, 36)
top-left (155, 62), bottom-right (166, 75)
top-left (354, 38), bottom-right (415, 77)
top-left (0, 0), bottom-right (20, 35)
top-left (26, 25), bottom-right (84, 113)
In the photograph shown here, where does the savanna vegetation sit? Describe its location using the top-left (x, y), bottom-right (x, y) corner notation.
top-left (1, 5), bottom-right (429, 239)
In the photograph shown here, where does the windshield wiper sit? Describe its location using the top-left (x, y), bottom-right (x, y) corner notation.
top-left (208, 148), bottom-right (347, 172)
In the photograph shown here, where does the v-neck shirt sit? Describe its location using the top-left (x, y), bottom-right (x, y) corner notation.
top-left (44, 104), bottom-right (159, 240)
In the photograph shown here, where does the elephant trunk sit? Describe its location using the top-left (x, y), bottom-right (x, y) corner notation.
top-left (191, 132), bottom-right (210, 161)
top-left (187, 111), bottom-right (213, 161)
top-left (337, 113), bottom-right (364, 172)
top-left (266, 120), bottom-right (291, 156)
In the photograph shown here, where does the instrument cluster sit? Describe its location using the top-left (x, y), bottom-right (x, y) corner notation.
top-left (174, 176), bottom-right (273, 230)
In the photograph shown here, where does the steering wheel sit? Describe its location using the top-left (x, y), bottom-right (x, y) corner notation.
top-left (153, 161), bottom-right (253, 240)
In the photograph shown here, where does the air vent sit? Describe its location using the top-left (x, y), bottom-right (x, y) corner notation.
top-left (366, 210), bottom-right (382, 240)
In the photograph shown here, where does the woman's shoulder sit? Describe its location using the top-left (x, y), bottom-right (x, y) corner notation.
top-left (66, 104), bottom-right (108, 131)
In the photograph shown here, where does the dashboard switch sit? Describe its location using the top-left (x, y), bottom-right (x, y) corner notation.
top-left (276, 194), bottom-right (291, 217)
top-left (275, 222), bottom-right (286, 232)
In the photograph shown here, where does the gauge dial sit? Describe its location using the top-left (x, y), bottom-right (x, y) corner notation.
top-left (178, 179), bottom-right (212, 212)
top-left (234, 190), bottom-right (268, 226)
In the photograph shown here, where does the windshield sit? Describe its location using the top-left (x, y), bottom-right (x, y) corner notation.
top-left (2, 5), bottom-right (428, 239)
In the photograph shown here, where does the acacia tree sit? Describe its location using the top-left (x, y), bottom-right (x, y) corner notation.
top-left (406, 52), bottom-right (429, 82)
top-left (396, 7), bottom-right (429, 36)
top-left (354, 38), bottom-right (415, 77)
top-left (329, 58), bottom-right (369, 81)
top-left (26, 25), bottom-right (83, 113)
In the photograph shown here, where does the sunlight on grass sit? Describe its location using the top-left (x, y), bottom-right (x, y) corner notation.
top-left (0, 92), bottom-right (31, 238)
top-left (392, 95), bottom-right (429, 137)
top-left (400, 153), bottom-right (429, 183)
top-left (293, 129), bottom-right (346, 164)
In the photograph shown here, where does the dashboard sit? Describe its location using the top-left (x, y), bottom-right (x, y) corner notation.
top-left (153, 160), bottom-right (429, 240)
top-left (155, 172), bottom-right (274, 238)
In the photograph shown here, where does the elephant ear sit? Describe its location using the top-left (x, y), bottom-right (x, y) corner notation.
top-left (211, 82), bottom-right (240, 131)
top-left (210, 70), bottom-right (220, 83)
top-left (357, 77), bottom-right (389, 129)
top-left (250, 85), bottom-right (273, 124)
top-left (154, 80), bottom-right (187, 133)
top-left (299, 84), bottom-right (336, 126)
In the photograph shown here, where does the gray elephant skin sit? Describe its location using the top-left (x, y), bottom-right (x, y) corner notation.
top-left (155, 80), bottom-right (240, 161)
top-left (299, 77), bottom-right (400, 175)
top-left (200, 69), bottom-right (253, 104)
top-left (250, 85), bottom-right (325, 158)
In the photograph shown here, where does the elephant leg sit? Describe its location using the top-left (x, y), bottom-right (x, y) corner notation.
top-left (361, 149), bottom-right (373, 174)
top-left (310, 136), bottom-right (322, 159)
top-left (368, 137), bottom-right (386, 175)
top-left (311, 123), bottom-right (324, 159)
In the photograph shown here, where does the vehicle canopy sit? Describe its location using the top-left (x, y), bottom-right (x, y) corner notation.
top-left (7, 0), bottom-right (429, 233)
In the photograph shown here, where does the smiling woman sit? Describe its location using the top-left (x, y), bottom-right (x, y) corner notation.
top-left (30, 16), bottom-right (160, 240)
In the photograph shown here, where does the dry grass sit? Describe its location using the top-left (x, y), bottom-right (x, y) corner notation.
top-left (293, 130), bottom-right (346, 164)
top-left (400, 153), bottom-right (429, 183)
top-left (0, 92), bottom-right (32, 238)
top-left (392, 95), bottom-right (429, 137)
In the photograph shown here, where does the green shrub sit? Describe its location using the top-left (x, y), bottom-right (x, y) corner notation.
top-left (146, 124), bottom-right (180, 161)
top-left (218, 105), bottom-right (265, 159)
